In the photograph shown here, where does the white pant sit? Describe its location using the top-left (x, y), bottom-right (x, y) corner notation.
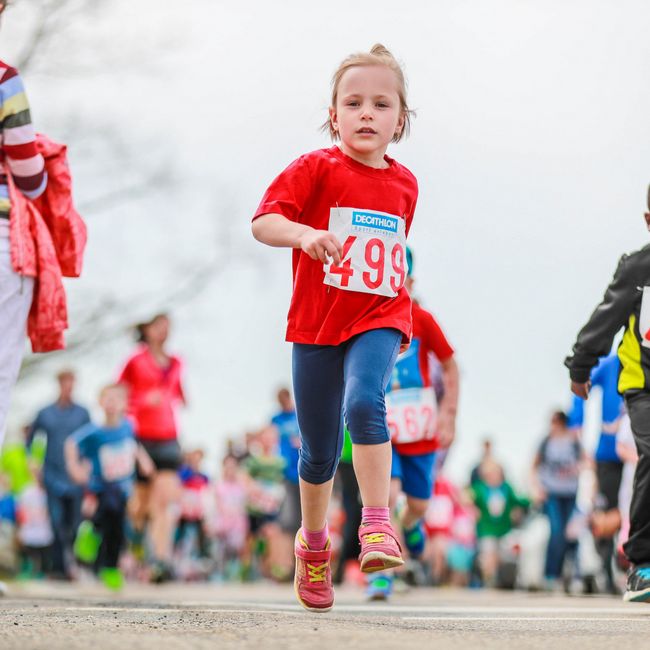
top-left (0, 229), bottom-right (34, 448)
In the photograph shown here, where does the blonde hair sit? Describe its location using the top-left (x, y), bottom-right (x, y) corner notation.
top-left (323, 44), bottom-right (414, 143)
top-left (99, 383), bottom-right (127, 399)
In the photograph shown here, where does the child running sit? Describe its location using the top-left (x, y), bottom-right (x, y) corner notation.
top-left (252, 44), bottom-right (418, 612)
top-left (565, 187), bottom-right (650, 603)
top-left (368, 249), bottom-right (459, 599)
top-left (65, 384), bottom-right (153, 590)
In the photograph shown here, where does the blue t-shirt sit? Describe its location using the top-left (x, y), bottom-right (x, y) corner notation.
top-left (568, 353), bottom-right (623, 463)
top-left (388, 338), bottom-right (424, 391)
top-left (28, 402), bottom-right (91, 496)
top-left (71, 420), bottom-right (137, 496)
top-left (272, 410), bottom-right (300, 484)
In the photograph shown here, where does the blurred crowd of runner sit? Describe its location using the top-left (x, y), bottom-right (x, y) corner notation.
top-left (0, 311), bottom-right (637, 600)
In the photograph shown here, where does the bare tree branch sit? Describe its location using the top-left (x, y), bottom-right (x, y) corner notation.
top-left (15, 0), bottom-right (79, 72)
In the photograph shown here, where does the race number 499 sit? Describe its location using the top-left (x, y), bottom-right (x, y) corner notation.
top-left (323, 207), bottom-right (408, 298)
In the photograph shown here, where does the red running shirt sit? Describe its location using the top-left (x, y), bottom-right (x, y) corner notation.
top-left (253, 147), bottom-right (418, 345)
top-left (393, 301), bottom-right (454, 456)
top-left (117, 346), bottom-right (185, 442)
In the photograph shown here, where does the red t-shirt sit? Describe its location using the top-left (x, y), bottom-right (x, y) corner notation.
top-left (253, 146), bottom-right (418, 345)
top-left (393, 301), bottom-right (454, 456)
top-left (117, 346), bottom-right (185, 442)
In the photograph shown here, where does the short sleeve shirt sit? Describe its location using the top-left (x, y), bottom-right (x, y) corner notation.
top-left (117, 346), bottom-right (185, 441)
top-left (271, 410), bottom-right (300, 485)
top-left (72, 420), bottom-right (137, 496)
top-left (391, 301), bottom-right (455, 456)
top-left (253, 146), bottom-right (418, 345)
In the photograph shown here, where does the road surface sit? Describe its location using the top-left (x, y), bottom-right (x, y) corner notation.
top-left (1, 581), bottom-right (648, 649)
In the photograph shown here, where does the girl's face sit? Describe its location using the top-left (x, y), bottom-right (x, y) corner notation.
top-left (330, 65), bottom-right (405, 166)
top-left (143, 315), bottom-right (170, 346)
top-left (223, 457), bottom-right (238, 480)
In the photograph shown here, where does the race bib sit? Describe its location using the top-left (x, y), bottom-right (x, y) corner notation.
top-left (386, 387), bottom-right (438, 444)
top-left (248, 481), bottom-right (286, 515)
top-left (99, 439), bottom-right (136, 483)
top-left (181, 486), bottom-right (207, 520)
top-left (639, 287), bottom-right (650, 349)
top-left (323, 207), bottom-right (408, 298)
top-left (425, 494), bottom-right (454, 530)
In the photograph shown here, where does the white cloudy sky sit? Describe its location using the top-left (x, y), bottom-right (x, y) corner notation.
top-left (3, 0), bottom-right (650, 485)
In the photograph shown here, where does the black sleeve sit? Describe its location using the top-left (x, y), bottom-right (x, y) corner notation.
top-left (565, 254), bottom-right (640, 382)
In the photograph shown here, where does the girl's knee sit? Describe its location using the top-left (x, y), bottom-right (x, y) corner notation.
top-left (346, 393), bottom-right (389, 444)
top-left (299, 455), bottom-right (338, 485)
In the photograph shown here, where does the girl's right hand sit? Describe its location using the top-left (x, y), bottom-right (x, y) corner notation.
top-left (299, 229), bottom-right (343, 265)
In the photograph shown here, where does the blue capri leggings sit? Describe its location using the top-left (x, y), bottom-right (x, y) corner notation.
top-left (292, 328), bottom-right (402, 485)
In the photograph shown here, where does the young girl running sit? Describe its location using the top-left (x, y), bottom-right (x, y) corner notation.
top-left (252, 44), bottom-right (418, 612)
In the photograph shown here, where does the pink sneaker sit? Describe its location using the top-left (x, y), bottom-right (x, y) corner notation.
top-left (358, 521), bottom-right (404, 573)
top-left (294, 531), bottom-right (334, 612)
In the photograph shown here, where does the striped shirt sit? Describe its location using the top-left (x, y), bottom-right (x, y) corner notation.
top-left (0, 62), bottom-right (47, 220)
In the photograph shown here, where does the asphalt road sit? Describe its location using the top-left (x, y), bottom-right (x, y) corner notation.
top-left (1, 581), bottom-right (649, 649)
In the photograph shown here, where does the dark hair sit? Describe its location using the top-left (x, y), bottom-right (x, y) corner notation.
top-left (135, 312), bottom-right (169, 343)
top-left (552, 410), bottom-right (569, 427)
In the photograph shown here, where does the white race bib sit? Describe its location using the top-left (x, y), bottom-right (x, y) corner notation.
top-left (425, 494), bottom-right (454, 529)
top-left (99, 439), bottom-right (136, 482)
top-left (323, 207), bottom-right (408, 298)
top-left (386, 387), bottom-right (438, 445)
top-left (639, 287), bottom-right (650, 349)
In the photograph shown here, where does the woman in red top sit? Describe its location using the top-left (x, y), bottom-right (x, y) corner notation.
top-left (252, 44), bottom-right (418, 612)
top-left (118, 313), bottom-right (185, 581)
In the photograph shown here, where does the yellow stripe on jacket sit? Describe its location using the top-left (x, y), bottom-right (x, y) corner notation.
top-left (618, 314), bottom-right (645, 393)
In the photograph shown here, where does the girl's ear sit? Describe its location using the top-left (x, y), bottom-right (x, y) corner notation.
top-left (395, 112), bottom-right (406, 138)
top-left (328, 106), bottom-right (338, 134)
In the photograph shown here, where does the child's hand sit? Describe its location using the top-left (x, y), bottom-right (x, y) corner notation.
top-left (299, 229), bottom-right (343, 264)
top-left (71, 459), bottom-right (92, 486)
top-left (571, 381), bottom-right (591, 399)
top-left (136, 445), bottom-right (156, 479)
top-left (81, 493), bottom-right (98, 519)
top-left (437, 411), bottom-right (456, 449)
top-left (532, 485), bottom-right (547, 506)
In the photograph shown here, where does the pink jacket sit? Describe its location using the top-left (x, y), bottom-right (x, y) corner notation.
top-left (8, 168), bottom-right (68, 353)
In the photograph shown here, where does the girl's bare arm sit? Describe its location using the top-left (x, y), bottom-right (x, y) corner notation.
top-left (252, 213), bottom-right (342, 264)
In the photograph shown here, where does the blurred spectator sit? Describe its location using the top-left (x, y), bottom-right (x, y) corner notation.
top-left (334, 429), bottom-right (362, 585)
top-left (27, 369), bottom-right (90, 579)
top-left (470, 438), bottom-right (493, 485)
top-left (175, 449), bottom-right (211, 569)
top-left (243, 426), bottom-right (288, 580)
top-left (270, 388), bottom-right (302, 576)
top-left (568, 352), bottom-right (624, 593)
top-left (211, 454), bottom-right (248, 580)
top-left (471, 459), bottom-right (528, 587)
top-left (531, 410), bottom-right (586, 588)
top-left (424, 475), bottom-right (460, 585)
top-left (446, 490), bottom-right (477, 587)
top-left (271, 388), bottom-right (301, 530)
top-left (615, 412), bottom-right (638, 566)
top-left (118, 313), bottom-right (185, 582)
top-left (65, 384), bottom-right (154, 591)
top-left (15, 477), bottom-right (53, 579)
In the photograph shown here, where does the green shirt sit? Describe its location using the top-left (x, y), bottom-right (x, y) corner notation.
top-left (471, 480), bottom-right (529, 538)
top-left (340, 428), bottom-right (353, 464)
